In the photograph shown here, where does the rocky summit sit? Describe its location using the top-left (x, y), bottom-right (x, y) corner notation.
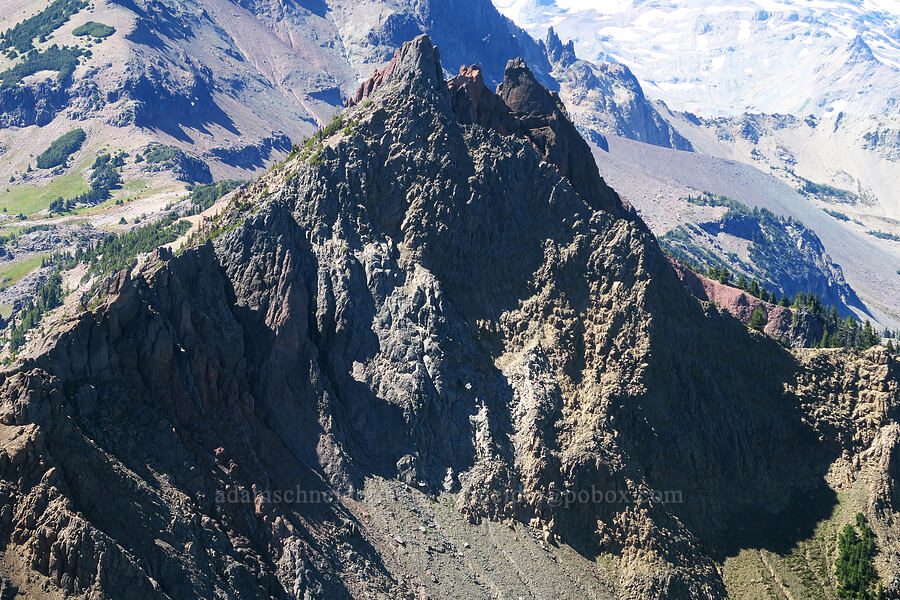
top-left (0, 34), bottom-right (898, 600)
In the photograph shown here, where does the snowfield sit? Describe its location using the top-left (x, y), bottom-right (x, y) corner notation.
top-left (493, 0), bottom-right (900, 117)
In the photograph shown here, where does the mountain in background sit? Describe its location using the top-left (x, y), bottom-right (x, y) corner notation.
top-left (492, 0), bottom-right (900, 217)
top-left (493, 0), bottom-right (900, 117)
top-left (543, 27), bottom-right (693, 151)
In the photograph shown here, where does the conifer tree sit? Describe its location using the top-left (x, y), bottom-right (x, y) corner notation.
top-left (748, 306), bottom-right (767, 331)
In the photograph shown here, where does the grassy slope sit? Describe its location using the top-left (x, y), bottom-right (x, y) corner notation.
top-left (0, 253), bottom-right (44, 290)
top-left (722, 487), bottom-right (869, 600)
top-left (0, 162), bottom-right (89, 215)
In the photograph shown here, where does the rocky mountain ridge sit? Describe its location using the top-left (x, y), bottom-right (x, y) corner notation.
top-left (542, 28), bottom-right (693, 152)
top-left (0, 35), bottom-right (897, 600)
top-left (2, 0), bottom-right (889, 338)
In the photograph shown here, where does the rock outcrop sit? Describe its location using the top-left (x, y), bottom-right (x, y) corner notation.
top-left (496, 57), bottom-right (628, 217)
top-left (1, 35), bottom-right (898, 600)
top-left (0, 81), bottom-right (71, 128)
top-left (447, 65), bottom-right (516, 135)
top-left (543, 28), bottom-right (694, 152)
top-left (671, 260), bottom-right (823, 346)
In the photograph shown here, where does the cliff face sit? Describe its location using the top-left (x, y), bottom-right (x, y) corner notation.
top-left (0, 35), bottom-right (898, 600)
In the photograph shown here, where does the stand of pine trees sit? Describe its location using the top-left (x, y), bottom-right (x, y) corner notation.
top-left (836, 513), bottom-right (885, 600)
top-left (675, 257), bottom-right (892, 351)
top-left (49, 151), bottom-right (126, 214)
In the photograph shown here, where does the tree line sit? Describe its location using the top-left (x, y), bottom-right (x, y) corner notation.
top-left (0, 0), bottom-right (87, 54)
top-left (678, 258), bottom-right (892, 351)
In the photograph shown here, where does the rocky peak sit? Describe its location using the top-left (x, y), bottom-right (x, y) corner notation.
top-left (350, 41), bottom-right (627, 219)
top-left (346, 34), bottom-right (444, 107)
top-left (543, 27), bottom-right (576, 69)
top-left (447, 64), bottom-right (516, 134)
top-left (497, 58), bottom-right (629, 217)
top-left (847, 34), bottom-right (877, 65)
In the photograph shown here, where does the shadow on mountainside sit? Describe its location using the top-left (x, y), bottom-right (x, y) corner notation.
top-left (632, 289), bottom-right (843, 563)
top-left (717, 481), bottom-right (838, 560)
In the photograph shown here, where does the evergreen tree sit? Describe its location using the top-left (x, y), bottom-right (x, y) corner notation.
top-left (748, 306), bottom-right (767, 332)
top-left (859, 320), bottom-right (878, 350)
top-left (835, 513), bottom-right (883, 600)
top-left (749, 280), bottom-right (761, 298)
top-left (718, 267), bottom-right (730, 285)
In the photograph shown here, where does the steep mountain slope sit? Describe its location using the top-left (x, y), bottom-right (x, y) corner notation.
top-left (1, 36), bottom-right (898, 600)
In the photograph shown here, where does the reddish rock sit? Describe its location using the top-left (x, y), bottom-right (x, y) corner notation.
top-left (346, 52), bottom-right (401, 107)
top-left (671, 260), bottom-right (796, 341)
top-left (447, 64), bottom-right (516, 135)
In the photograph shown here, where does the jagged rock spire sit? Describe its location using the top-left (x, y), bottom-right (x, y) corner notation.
top-left (447, 64), bottom-right (517, 134)
top-left (544, 27), bottom-right (577, 69)
top-left (346, 34), bottom-right (444, 107)
top-left (497, 57), bottom-right (629, 219)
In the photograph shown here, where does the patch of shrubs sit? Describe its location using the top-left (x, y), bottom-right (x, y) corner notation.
top-left (143, 144), bottom-right (180, 164)
top-left (72, 22), bottom-right (115, 38)
top-left (867, 230), bottom-right (900, 242)
top-left (285, 113), bottom-right (356, 165)
top-left (825, 208), bottom-right (851, 221)
top-left (36, 128), bottom-right (86, 169)
top-left (81, 211), bottom-right (191, 278)
top-left (747, 305), bottom-right (767, 331)
top-left (799, 178), bottom-right (858, 203)
top-left (0, 44), bottom-right (88, 87)
top-left (0, 0), bottom-right (87, 54)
